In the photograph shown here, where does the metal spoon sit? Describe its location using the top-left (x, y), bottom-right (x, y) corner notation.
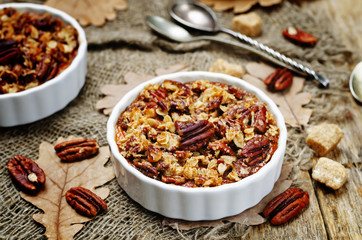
top-left (350, 62), bottom-right (362, 103)
top-left (146, 15), bottom-right (308, 72)
top-left (169, 0), bottom-right (330, 88)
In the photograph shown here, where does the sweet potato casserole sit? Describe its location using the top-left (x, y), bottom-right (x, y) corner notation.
top-left (115, 80), bottom-right (279, 187)
top-left (0, 8), bottom-right (79, 94)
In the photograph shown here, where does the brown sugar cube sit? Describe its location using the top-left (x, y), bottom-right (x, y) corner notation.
top-left (208, 59), bottom-right (244, 78)
top-left (312, 157), bottom-right (348, 190)
top-left (231, 12), bottom-right (262, 37)
top-left (306, 123), bottom-right (343, 156)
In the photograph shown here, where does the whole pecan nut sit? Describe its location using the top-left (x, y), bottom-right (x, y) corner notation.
top-left (282, 27), bottom-right (318, 46)
top-left (66, 187), bottom-right (107, 218)
top-left (175, 120), bottom-right (215, 151)
top-left (241, 135), bottom-right (270, 166)
top-left (54, 138), bottom-right (99, 162)
top-left (264, 68), bottom-right (293, 92)
top-left (7, 155), bottom-right (46, 194)
top-left (263, 188), bottom-right (309, 225)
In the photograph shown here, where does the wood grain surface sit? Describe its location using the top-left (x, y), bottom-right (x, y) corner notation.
top-left (245, 1), bottom-right (362, 239)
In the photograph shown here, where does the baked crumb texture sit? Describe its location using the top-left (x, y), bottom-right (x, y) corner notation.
top-left (0, 8), bottom-right (79, 94)
top-left (231, 12), bottom-right (262, 37)
top-left (312, 157), bottom-right (348, 190)
top-left (115, 79), bottom-right (280, 187)
top-left (208, 59), bottom-right (244, 78)
top-left (306, 123), bottom-right (343, 156)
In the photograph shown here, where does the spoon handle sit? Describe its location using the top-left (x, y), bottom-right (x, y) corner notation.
top-left (221, 27), bottom-right (329, 88)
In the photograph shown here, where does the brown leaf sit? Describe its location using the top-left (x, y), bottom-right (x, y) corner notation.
top-left (198, 0), bottom-right (282, 13)
top-left (20, 136), bottom-right (115, 240)
top-left (96, 64), bottom-right (189, 115)
top-left (96, 72), bottom-right (154, 115)
top-left (45, 0), bottom-right (128, 26)
top-left (162, 163), bottom-right (293, 229)
top-left (245, 62), bottom-right (312, 127)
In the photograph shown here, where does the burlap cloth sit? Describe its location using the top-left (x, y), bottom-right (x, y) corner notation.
top-left (0, 0), bottom-right (355, 239)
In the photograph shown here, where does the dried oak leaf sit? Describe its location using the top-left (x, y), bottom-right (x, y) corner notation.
top-left (162, 163), bottom-right (293, 229)
top-left (20, 136), bottom-right (115, 240)
top-left (45, 0), bottom-right (128, 26)
top-left (245, 62), bottom-right (312, 127)
top-left (198, 0), bottom-right (282, 13)
top-left (96, 63), bottom-right (189, 115)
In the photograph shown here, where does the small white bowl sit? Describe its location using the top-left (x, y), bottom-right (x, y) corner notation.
top-left (0, 3), bottom-right (87, 127)
top-left (107, 71), bottom-right (287, 221)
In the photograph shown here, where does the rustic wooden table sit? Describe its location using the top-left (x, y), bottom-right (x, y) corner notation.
top-left (247, 1), bottom-right (361, 239)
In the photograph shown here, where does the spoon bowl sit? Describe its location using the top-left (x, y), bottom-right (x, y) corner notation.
top-left (350, 61), bottom-right (362, 103)
top-left (169, 1), bottom-right (218, 33)
top-left (146, 15), bottom-right (195, 42)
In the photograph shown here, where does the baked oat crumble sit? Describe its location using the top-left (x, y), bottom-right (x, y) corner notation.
top-left (115, 79), bottom-right (279, 187)
top-left (0, 8), bottom-right (79, 94)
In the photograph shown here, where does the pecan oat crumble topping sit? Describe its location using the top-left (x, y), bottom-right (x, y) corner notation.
top-left (0, 8), bottom-right (79, 94)
top-left (115, 80), bottom-right (279, 187)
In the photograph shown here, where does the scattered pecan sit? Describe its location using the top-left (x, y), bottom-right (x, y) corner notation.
top-left (54, 138), bottom-right (99, 162)
top-left (161, 175), bottom-right (186, 185)
top-left (264, 68), bottom-right (293, 92)
top-left (7, 155), bottom-right (46, 194)
top-left (241, 135), bottom-right (270, 166)
top-left (283, 27), bottom-right (318, 46)
top-left (134, 161), bottom-right (158, 179)
top-left (263, 188), bottom-right (309, 225)
top-left (66, 187), bottom-right (107, 218)
top-left (175, 120), bottom-right (215, 151)
top-left (254, 105), bottom-right (267, 134)
top-left (208, 142), bottom-right (235, 156)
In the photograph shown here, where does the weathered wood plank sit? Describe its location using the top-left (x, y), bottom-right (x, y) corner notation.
top-left (321, 0), bottom-right (362, 60)
top-left (313, 166), bottom-right (362, 239)
top-left (245, 170), bottom-right (328, 240)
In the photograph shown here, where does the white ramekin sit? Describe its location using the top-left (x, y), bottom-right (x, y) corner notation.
top-left (0, 3), bottom-right (87, 127)
top-left (107, 71), bottom-right (287, 221)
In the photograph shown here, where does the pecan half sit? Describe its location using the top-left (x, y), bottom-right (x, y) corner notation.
top-left (36, 53), bottom-right (58, 82)
top-left (254, 105), bottom-right (267, 134)
top-left (0, 45), bottom-right (21, 65)
top-left (148, 145), bottom-right (162, 163)
top-left (263, 188), bottom-right (309, 225)
top-left (7, 155), bottom-right (46, 194)
top-left (283, 27), bottom-right (318, 46)
top-left (208, 142), bottom-right (235, 156)
top-left (264, 68), bottom-right (293, 92)
top-left (66, 187), bottom-right (107, 218)
top-left (134, 161), bottom-right (158, 179)
top-left (148, 88), bottom-right (169, 111)
top-left (206, 96), bottom-right (223, 111)
top-left (241, 135), bottom-right (270, 166)
top-left (175, 120), bottom-right (215, 151)
top-left (54, 138), bottom-right (99, 162)
top-left (161, 175), bottom-right (186, 185)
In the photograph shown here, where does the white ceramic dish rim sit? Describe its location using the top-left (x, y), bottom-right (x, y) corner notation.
top-left (107, 71), bottom-right (287, 194)
top-left (0, 3), bottom-right (87, 100)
